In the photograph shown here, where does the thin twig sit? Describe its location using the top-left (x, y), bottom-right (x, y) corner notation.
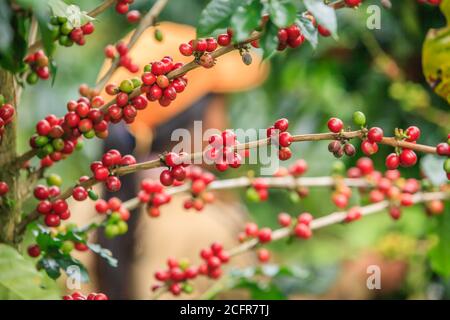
top-left (150, 191), bottom-right (449, 299)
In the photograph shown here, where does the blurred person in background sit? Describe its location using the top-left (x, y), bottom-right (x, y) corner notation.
top-left (69, 22), bottom-right (268, 299)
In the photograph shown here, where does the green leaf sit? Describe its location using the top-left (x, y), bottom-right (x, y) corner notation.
top-left (36, 230), bottom-right (62, 252)
top-left (0, 245), bottom-right (60, 299)
top-left (39, 256), bottom-right (61, 280)
top-left (197, 0), bottom-right (241, 37)
top-left (230, 0), bottom-right (263, 42)
top-left (303, 0), bottom-right (337, 37)
top-left (0, 8), bottom-right (28, 72)
top-left (88, 243), bottom-right (118, 267)
top-left (296, 14), bottom-right (318, 48)
top-left (260, 20), bottom-right (279, 60)
top-left (429, 206), bottom-right (450, 277)
top-left (268, 0), bottom-right (296, 28)
top-left (56, 255), bottom-right (89, 282)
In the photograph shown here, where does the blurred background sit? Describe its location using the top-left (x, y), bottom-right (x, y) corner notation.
top-left (19, 0), bottom-right (449, 299)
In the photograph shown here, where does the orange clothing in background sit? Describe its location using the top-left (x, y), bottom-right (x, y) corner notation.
top-left (98, 22), bottom-right (269, 142)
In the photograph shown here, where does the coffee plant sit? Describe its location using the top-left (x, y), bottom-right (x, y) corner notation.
top-left (0, 0), bottom-right (448, 300)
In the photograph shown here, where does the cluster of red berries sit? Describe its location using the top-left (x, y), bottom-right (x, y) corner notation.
top-left (183, 166), bottom-right (215, 211)
top-left (385, 126), bottom-right (421, 169)
top-left (0, 96), bottom-right (14, 142)
top-left (95, 197), bottom-right (130, 238)
top-left (247, 178), bottom-right (269, 202)
top-left (49, 16), bottom-right (94, 47)
top-left (104, 41), bottom-right (139, 73)
top-left (139, 56), bottom-right (187, 107)
top-left (30, 114), bottom-right (78, 165)
top-left (106, 78), bottom-right (148, 123)
top-left (34, 184), bottom-right (69, 227)
top-left (0, 181), bottom-right (8, 196)
top-left (159, 152), bottom-right (190, 186)
top-left (436, 134), bottom-right (450, 180)
top-left (179, 36), bottom-right (219, 57)
top-left (63, 291), bottom-right (108, 300)
top-left (91, 150), bottom-right (136, 192)
top-left (154, 242), bottom-right (229, 296)
top-left (206, 130), bottom-right (245, 171)
top-left (267, 118), bottom-right (293, 160)
top-left (360, 126), bottom-right (384, 156)
top-left (24, 50), bottom-right (50, 84)
top-left (276, 24), bottom-right (305, 51)
top-left (153, 258), bottom-right (197, 295)
top-left (238, 223), bottom-right (272, 245)
top-left (138, 179), bottom-right (171, 217)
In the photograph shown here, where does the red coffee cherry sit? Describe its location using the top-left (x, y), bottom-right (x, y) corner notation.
top-left (405, 126), bottom-right (421, 142)
top-left (45, 213), bottom-right (61, 227)
top-left (217, 34), bottom-right (231, 46)
top-left (34, 185), bottom-right (49, 200)
top-left (298, 212), bottom-right (313, 226)
top-left (367, 127), bottom-right (384, 143)
top-left (436, 142), bottom-right (450, 156)
top-left (385, 153), bottom-right (400, 170)
top-left (126, 10), bottom-right (141, 23)
top-left (106, 176), bottom-right (121, 192)
top-left (27, 245), bottom-right (41, 258)
top-left (258, 228), bottom-right (272, 243)
top-left (361, 139), bottom-right (379, 156)
top-left (327, 117), bottom-right (344, 133)
top-left (72, 186), bottom-right (88, 201)
top-left (245, 222), bottom-right (259, 237)
top-left (278, 212), bottom-right (292, 227)
top-left (257, 248), bottom-right (271, 263)
top-left (179, 43), bottom-right (193, 56)
top-left (399, 149), bottom-right (417, 167)
top-left (345, 0), bottom-right (362, 7)
top-left (274, 118), bottom-right (289, 132)
top-left (317, 25), bottom-right (331, 37)
top-left (0, 181), bottom-right (9, 196)
top-left (294, 223), bottom-right (312, 239)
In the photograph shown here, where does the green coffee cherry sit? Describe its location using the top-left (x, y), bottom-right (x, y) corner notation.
top-left (179, 259), bottom-right (190, 270)
top-left (50, 16), bottom-right (59, 25)
top-left (246, 188), bottom-right (260, 203)
top-left (60, 22), bottom-right (73, 35)
top-left (52, 138), bottom-right (65, 151)
top-left (109, 212), bottom-right (122, 223)
top-left (57, 16), bottom-right (68, 24)
top-left (88, 189), bottom-right (98, 201)
top-left (116, 220), bottom-right (128, 235)
top-left (26, 72), bottom-right (39, 85)
top-left (83, 129), bottom-right (96, 139)
top-left (289, 191), bottom-right (300, 203)
top-left (0, 94), bottom-right (5, 105)
top-left (154, 29), bottom-right (163, 42)
top-left (119, 79), bottom-right (134, 93)
top-left (182, 283), bottom-right (193, 294)
top-left (75, 140), bottom-right (84, 150)
top-left (144, 64), bottom-right (152, 72)
top-left (353, 111), bottom-right (366, 127)
top-left (58, 35), bottom-right (73, 47)
top-left (35, 136), bottom-right (49, 147)
top-left (131, 77), bottom-right (142, 89)
top-left (46, 173), bottom-right (63, 186)
top-left (104, 224), bottom-right (119, 238)
top-left (50, 25), bottom-right (60, 40)
top-left (444, 158), bottom-right (450, 173)
top-left (42, 143), bottom-right (54, 155)
top-left (61, 241), bottom-right (74, 254)
top-left (332, 160), bottom-right (346, 174)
